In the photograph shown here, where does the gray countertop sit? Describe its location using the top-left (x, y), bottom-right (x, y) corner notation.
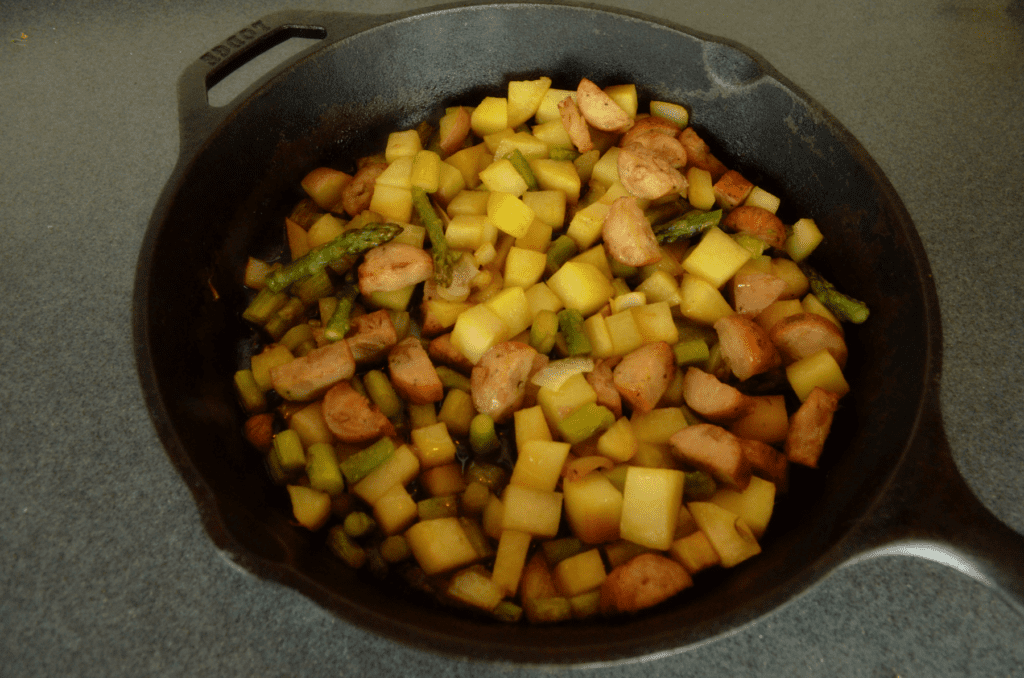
top-left (2, 1), bottom-right (1023, 676)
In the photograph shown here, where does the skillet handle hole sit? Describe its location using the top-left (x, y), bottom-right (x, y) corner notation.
top-left (206, 28), bottom-right (325, 108)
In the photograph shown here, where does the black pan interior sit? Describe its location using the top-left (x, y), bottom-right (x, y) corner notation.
top-left (134, 3), bottom-right (937, 664)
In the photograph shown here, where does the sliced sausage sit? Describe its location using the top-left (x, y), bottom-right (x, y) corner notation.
top-left (322, 380), bottom-right (397, 443)
top-left (388, 336), bottom-right (444, 405)
top-left (576, 77), bottom-right (632, 133)
top-left (357, 241), bottom-right (434, 295)
top-left (713, 314), bottom-right (782, 381)
top-left (712, 169), bottom-right (754, 209)
top-left (340, 162), bottom-right (387, 217)
top-left (600, 553), bottom-right (693, 615)
top-left (721, 205), bottom-right (786, 250)
top-left (602, 195), bottom-right (662, 267)
top-left (668, 423), bottom-right (752, 490)
top-left (585, 358), bottom-right (622, 419)
top-left (681, 366), bottom-right (755, 422)
top-left (428, 332), bottom-right (476, 375)
top-left (612, 342), bottom-right (676, 415)
top-left (617, 144), bottom-right (687, 201)
top-left (678, 127), bottom-right (728, 180)
top-left (471, 341), bottom-right (549, 423)
top-left (346, 309), bottom-right (399, 365)
top-left (739, 438), bottom-right (788, 491)
top-left (731, 271), bottom-right (788, 316)
top-left (558, 95), bottom-right (594, 154)
top-left (769, 312), bottom-right (849, 368)
top-left (784, 387), bottom-right (840, 468)
top-left (269, 339), bottom-right (356, 401)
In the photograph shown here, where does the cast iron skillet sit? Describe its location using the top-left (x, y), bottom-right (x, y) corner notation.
top-left (132, 1), bottom-right (1024, 666)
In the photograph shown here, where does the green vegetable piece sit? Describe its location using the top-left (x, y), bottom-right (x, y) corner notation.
top-left (436, 365), bottom-right (471, 392)
top-left (545, 235), bottom-right (579, 275)
top-left (266, 223), bottom-right (403, 293)
top-left (363, 370), bottom-right (405, 420)
top-left (800, 263), bottom-right (870, 324)
top-left (608, 258), bottom-right (639, 280)
top-left (327, 525), bottom-right (367, 568)
top-left (292, 268), bottom-right (335, 305)
top-left (323, 284), bottom-right (359, 342)
top-left (242, 287), bottom-right (289, 325)
top-left (529, 309), bottom-right (559, 355)
top-left (379, 535), bottom-right (412, 563)
top-left (417, 495), bottom-right (460, 521)
top-left (556, 402), bottom-right (615, 445)
top-left (549, 145), bottom-right (580, 161)
top-left (655, 209), bottom-right (723, 244)
top-left (306, 442), bottom-right (345, 496)
top-left (279, 322), bottom-right (315, 355)
top-left (733, 232), bottom-right (767, 256)
top-left (492, 600), bottom-right (524, 623)
top-left (270, 429), bottom-right (306, 481)
top-left (541, 537), bottom-right (585, 566)
top-left (684, 470), bottom-right (718, 501)
top-left (469, 414), bottom-right (501, 456)
top-left (464, 461), bottom-right (509, 494)
top-left (343, 510), bottom-right (377, 538)
top-left (673, 338), bottom-right (710, 367)
top-left (411, 186), bottom-right (457, 287)
top-left (569, 589), bottom-right (602, 619)
top-left (506, 148), bottom-right (539, 190)
top-left (233, 369), bottom-right (267, 414)
top-left (459, 517), bottom-right (495, 559)
top-left (338, 437), bottom-right (395, 485)
top-left (557, 309), bottom-right (591, 357)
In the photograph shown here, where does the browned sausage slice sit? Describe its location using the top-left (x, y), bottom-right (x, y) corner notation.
top-left (471, 341), bottom-right (548, 423)
top-left (322, 380), bottom-right (397, 443)
top-left (612, 342), bottom-right (676, 415)
top-left (388, 336), bottom-right (444, 405)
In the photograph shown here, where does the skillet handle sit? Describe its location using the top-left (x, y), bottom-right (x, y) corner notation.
top-left (175, 9), bottom-right (387, 156)
top-left (842, 385), bottom-right (1024, 617)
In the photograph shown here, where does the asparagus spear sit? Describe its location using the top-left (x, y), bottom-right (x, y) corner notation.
top-left (323, 283), bottom-right (359, 342)
top-left (546, 235), bottom-right (579, 275)
top-left (800, 263), bottom-right (870, 324)
top-left (469, 413), bottom-right (501, 456)
top-left (265, 223), bottom-right (402, 292)
top-left (654, 208), bottom-right (722, 244)
top-left (411, 186), bottom-right (457, 287)
top-left (557, 309), bottom-right (592, 357)
top-left (338, 437), bottom-right (395, 485)
top-left (506, 148), bottom-right (539, 191)
top-left (684, 470), bottom-right (717, 501)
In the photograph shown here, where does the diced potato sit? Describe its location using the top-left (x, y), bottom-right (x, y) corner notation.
top-left (566, 200), bottom-right (611, 250)
top-left (250, 344), bottom-right (294, 392)
top-left (554, 548), bottom-right (607, 598)
top-left (632, 302), bottom-right (679, 345)
top-left (603, 84), bottom-right (638, 118)
top-left (423, 299), bottom-right (474, 333)
top-left (755, 298), bottom-right (804, 332)
top-left (785, 217), bottom-right (823, 262)
top-left (438, 388), bottom-right (475, 438)
top-left (306, 213), bottom-right (346, 248)
top-left (369, 183), bottom-right (413, 223)
top-left (563, 473), bottom-right (623, 544)
top-left (532, 118), bottom-right (573, 148)
top-left (710, 476), bottom-right (776, 539)
top-left (481, 493), bottom-right (505, 540)
top-left (687, 501), bottom-right (761, 567)
top-left (678, 274), bottom-right (735, 325)
top-left (528, 159), bottom-right (581, 204)
top-left (516, 219), bottom-right (553, 252)
top-left (301, 167), bottom-right (352, 210)
top-left (535, 88), bottom-right (575, 123)
top-left (631, 408), bottom-right (688, 445)
top-left (484, 286), bottom-right (532, 337)
top-left (686, 167), bottom-right (715, 210)
top-left (420, 462), bottom-right (468, 497)
top-left (743, 186), bottom-right (781, 213)
top-left (385, 129), bottom-right (422, 162)
top-left (682, 226), bottom-right (753, 288)
top-left (596, 416), bottom-right (638, 463)
top-left (569, 244), bottom-right (613, 280)
top-left (801, 292), bottom-right (843, 329)
top-left (410, 421), bottom-right (457, 468)
top-left (510, 439), bottom-right (572, 492)
top-left (771, 258), bottom-right (810, 300)
top-left (546, 262), bottom-right (614, 317)
top-left (487, 191), bottom-right (535, 238)
top-left (590, 147), bottom-right (621, 188)
top-left (376, 155), bottom-right (413, 188)
top-left (669, 530), bottom-right (720, 574)
top-left (366, 283), bottom-right (415, 312)
top-left (524, 281), bottom-right (564, 320)
top-left (446, 143), bottom-right (490, 189)
top-left (521, 190), bottom-right (567, 228)
top-left (635, 270), bottom-right (682, 306)
top-left (514, 405), bottom-right (553, 445)
top-left (352, 444), bottom-right (420, 505)
top-left (630, 441), bottom-right (677, 469)
top-left (501, 484), bottom-right (563, 537)
top-left (492, 529), bottom-right (532, 596)
top-left (619, 466), bottom-right (686, 551)
top-left (286, 485), bottom-right (332, 531)
top-left (470, 96), bottom-right (509, 136)
top-left (504, 246), bottom-right (547, 289)
top-left (405, 517), bottom-right (480, 575)
top-left (288, 402), bottom-right (334, 448)
top-left (447, 189), bottom-right (490, 217)
top-left (434, 161), bottom-right (466, 205)
top-left (537, 372), bottom-right (598, 430)
top-left (286, 218), bottom-right (310, 260)
top-left (786, 349), bottom-right (851, 401)
top-left (480, 158), bottom-right (530, 196)
top-left (448, 566), bottom-right (504, 611)
top-left (583, 313), bottom-right (615, 359)
top-left (374, 483), bottom-right (419, 536)
top-left (410, 150), bottom-right (442, 192)
top-left (728, 394), bottom-right (789, 444)
top-left (605, 309), bottom-right (644, 356)
top-left (450, 303), bottom-right (510, 364)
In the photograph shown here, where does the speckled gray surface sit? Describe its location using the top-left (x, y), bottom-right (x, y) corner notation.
top-left (2, 0), bottom-right (1023, 676)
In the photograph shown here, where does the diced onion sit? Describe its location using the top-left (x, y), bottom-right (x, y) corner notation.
top-left (529, 356), bottom-right (595, 391)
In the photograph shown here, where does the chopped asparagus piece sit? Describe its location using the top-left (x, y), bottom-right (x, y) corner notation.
top-left (557, 402), bottom-right (615, 445)
top-left (363, 370), bottom-right (405, 420)
top-left (338, 437), bottom-right (395, 485)
top-left (684, 470), bottom-right (717, 501)
top-left (233, 369), bottom-right (267, 414)
top-left (327, 525), bottom-right (367, 568)
top-left (557, 309), bottom-right (591, 356)
top-left (270, 429), bottom-right (306, 482)
top-left (323, 284), bottom-right (359, 342)
top-left (306, 442), bottom-right (345, 496)
top-left (800, 263), bottom-right (870, 324)
top-left (292, 268), bottom-right (335, 305)
top-left (411, 186), bottom-right (457, 286)
top-left (464, 461), bottom-right (509, 494)
top-left (265, 223), bottom-right (402, 292)
top-left (436, 365), bottom-right (471, 392)
top-left (673, 338), bottom-right (710, 367)
top-left (541, 537), bottom-right (585, 566)
top-left (469, 414), bottom-right (501, 455)
top-left (655, 209), bottom-right (722, 244)
top-left (343, 510), bottom-right (377, 538)
top-left (549, 145), bottom-right (580, 161)
top-left (546, 235), bottom-right (579, 275)
top-left (417, 495), bottom-right (460, 521)
top-left (242, 287), bottom-right (289, 325)
top-left (529, 309), bottom-right (559, 355)
top-left (506, 149), bottom-right (539, 190)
